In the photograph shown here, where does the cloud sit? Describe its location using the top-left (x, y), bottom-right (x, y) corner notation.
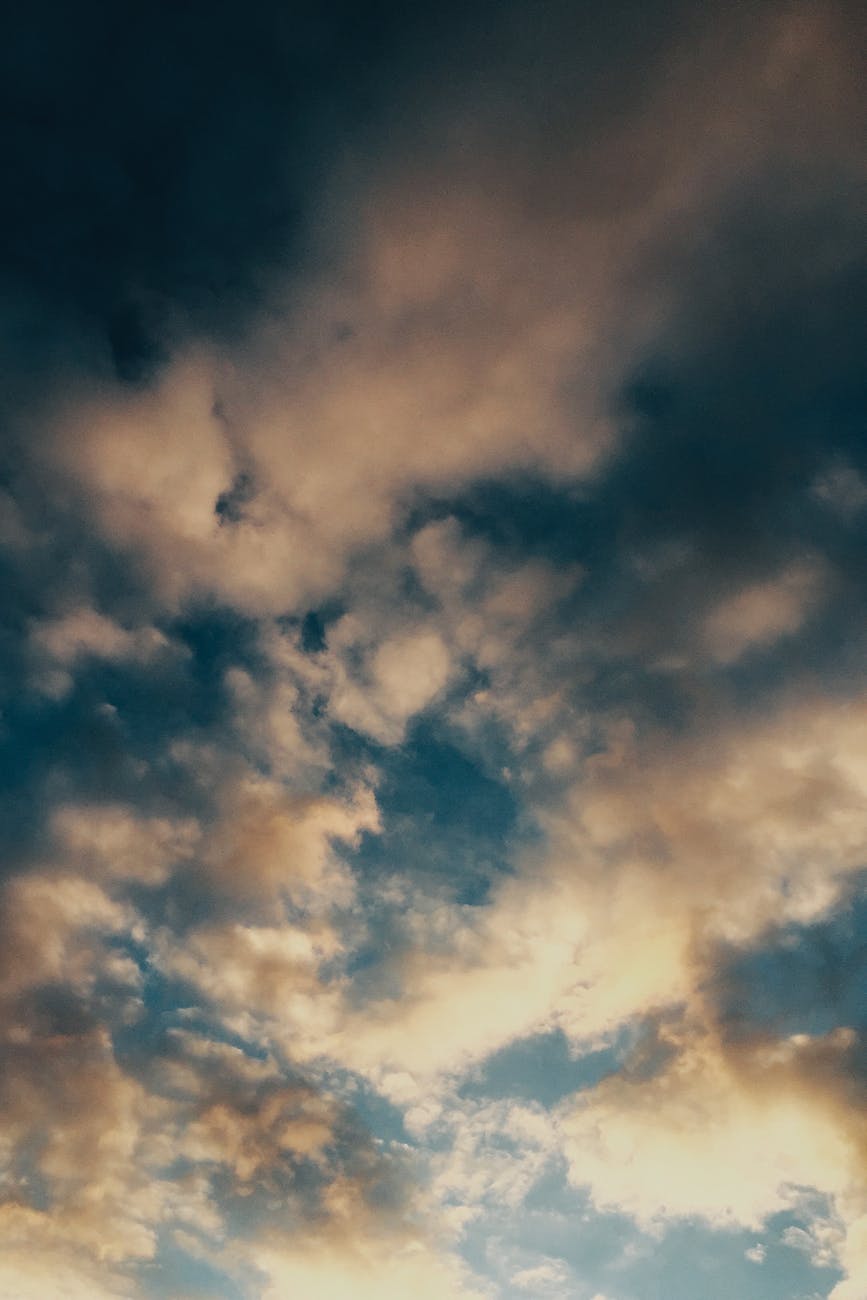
top-left (812, 461), bottom-right (867, 519)
top-left (249, 1229), bottom-right (490, 1300)
top-left (36, 191), bottom-right (621, 617)
top-left (557, 1017), bottom-right (867, 1296)
top-left (50, 802), bottom-right (200, 886)
top-left (27, 605), bottom-right (185, 699)
top-left (242, 1157), bottom-right (492, 1300)
top-left (278, 688), bottom-right (867, 1089)
top-left (560, 1025), bottom-right (863, 1229)
top-left (426, 1098), bottom-right (558, 1218)
top-left (1, 1), bottom-right (866, 1297)
top-left (510, 1257), bottom-right (572, 1291)
top-left (0, 1028), bottom-right (173, 1267)
top-left (0, 872), bottom-right (135, 999)
top-left (701, 559), bottom-right (826, 663)
top-left (0, 1239), bottom-right (133, 1300)
top-left (196, 772), bottom-right (378, 907)
top-left (330, 625), bottom-right (454, 744)
top-left (831, 1214), bottom-right (867, 1300)
top-left (31, 607), bottom-right (174, 667)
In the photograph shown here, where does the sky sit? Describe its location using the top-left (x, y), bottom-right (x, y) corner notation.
top-left (1, 0), bottom-right (866, 1296)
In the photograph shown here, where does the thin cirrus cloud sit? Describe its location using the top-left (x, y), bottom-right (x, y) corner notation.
top-left (0, 0), bottom-right (866, 1298)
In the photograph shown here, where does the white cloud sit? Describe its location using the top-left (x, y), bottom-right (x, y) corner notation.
top-left (0, 1242), bottom-right (133, 1300)
top-left (427, 1099), bottom-right (558, 1220)
top-left (51, 803), bottom-right (200, 886)
top-left (31, 607), bottom-right (173, 666)
top-left (28, 606), bottom-right (184, 696)
top-left (701, 559), bottom-right (825, 663)
top-left (330, 625), bottom-right (453, 743)
top-left (558, 1026), bottom-right (867, 1293)
top-left (510, 1257), bottom-right (572, 1291)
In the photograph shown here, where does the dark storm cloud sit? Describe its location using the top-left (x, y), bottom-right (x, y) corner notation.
top-left (2, 0), bottom-right (492, 396)
top-left (4, 1), bottom-right (340, 366)
top-left (0, 0), bottom-right (827, 396)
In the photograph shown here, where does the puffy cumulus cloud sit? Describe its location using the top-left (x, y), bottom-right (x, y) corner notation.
top-left (410, 516), bottom-right (583, 663)
top-left (246, 1201), bottom-right (491, 1300)
top-left (282, 512), bottom-right (585, 760)
top-left (223, 664), bottom-right (328, 783)
top-left (146, 1026), bottom-right (281, 1101)
top-left (160, 1038), bottom-right (494, 1295)
top-left (28, 0), bottom-right (804, 623)
top-left (28, 605), bottom-right (183, 697)
top-left (328, 622), bottom-right (454, 745)
top-left (0, 877), bottom-right (172, 1283)
top-left (511, 1258), bottom-right (573, 1292)
top-left (5, 678), bottom-right (861, 1292)
top-left (252, 829), bottom-right (688, 1092)
top-left (197, 772), bottom-right (378, 908)
top-left (0, 1021), bottom-right (182, 1280)
top-left (8, 777), bottom-right (379, 1038)
top-left (147, 1037), bottom-right (498, 1296)
top-left (832, 1214), bottom-right (867, 1300)
top-left (424, 1098), bottom-right (558, 1221)
top-left (560, 1025), bottom-right (863, 1228)
top-left (700, 558), bottom-right (826, 664)
top-left (249, 1233), bottom-right (489, 1300)
top-left (556, 690), bottom-right (867, 944)
top-left (50, 802), bottom-right (200, 886)
top-left (293, 689), bottom-right (867, 1087)
top-left (559, 1021), bottom-right (867, 1294)
top-left (0, 872), bottom-right (136, 1000)
top-left (235, 177), bottom-right (627, 499)
top-left (31, 608), bottom-right (858, 1292)
top-left (0, 1236), bottom-right (133, 1300)
top-left (314, 880), bottom-right (595, 1080)
top-left (366, 628), bottom-right (451, 721)
top-left (132, 1027), bottom-right (375, 1205)
top-left (42, 358), bottom-right (244, 607)
top-left (0, 0), bottom-right (865, 1296)
top-left (24, 118), bottom-right (631, 623)
top-left (324, 843), bottom-right (693, 1088)
top-left (121, 736), bottom-right (377, 909)
top-left (34, 189), bottom-right (620, 620)
top-left (182, 1085), bottom-right (334, 1182)
top-left (149, 1031), bottom-right (347, 1202)
top-left (783, 1215), bottom-right (847, 1270)
top-left (0, 955), bottom-right (463, 1297)
top-left (157, 919), bottom-right (344, 1049)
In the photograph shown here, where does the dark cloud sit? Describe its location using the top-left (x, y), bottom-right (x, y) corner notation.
top-left (4, 0), bottom-right (851, 395)
top-left (2, 0), bottom-right (376, 377)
